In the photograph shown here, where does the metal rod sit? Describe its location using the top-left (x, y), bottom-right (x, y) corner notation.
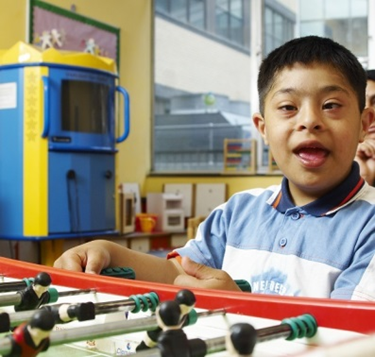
top-left (257, 324), bottom-right (292, 342)
top-left (57, 289), bottom-right (96, 298)
top-left (94, 298), bottom-right (140, 314)
top-left (49, 309), bottom-right (225, 347)
top-left (204, 323), bottom-right (292, 353)
top-left (0, 293), bottom-right (21, 307)
top-left (49, 315), bottom-right (160, 346)
top-left (0, 280), bottom-right (28, 293)
top-left (4, 295), bottom-right (162, 330)
top-left (0, 288), bottom-right (95, 308)
top-left (8, 310), bottom-right (34, 329)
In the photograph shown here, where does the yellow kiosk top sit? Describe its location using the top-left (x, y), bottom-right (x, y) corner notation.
top-left (0, 41), bottom-right (117, 74)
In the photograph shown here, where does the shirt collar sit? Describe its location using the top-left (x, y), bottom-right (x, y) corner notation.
top-left (272, 162), bottom-right (365, 216)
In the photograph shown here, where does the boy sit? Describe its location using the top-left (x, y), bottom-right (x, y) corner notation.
top-left (54, 36), bottom-right (375, 300)
top-left (356, 70), bottom-right (375, 185)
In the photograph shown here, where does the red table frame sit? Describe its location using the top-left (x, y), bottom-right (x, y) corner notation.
top-left (1, 257), bottom-right (375, 334)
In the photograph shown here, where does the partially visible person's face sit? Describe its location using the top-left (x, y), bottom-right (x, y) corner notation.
top-left (366, 79), bottom-right (375, 139)
top-left (253, 63), bottom-right (373, 206)
top-left (366, 79), bottom-right (375, 108)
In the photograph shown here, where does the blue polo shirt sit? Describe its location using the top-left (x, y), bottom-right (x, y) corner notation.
top-left (175, 163), bottom-right (375, 300)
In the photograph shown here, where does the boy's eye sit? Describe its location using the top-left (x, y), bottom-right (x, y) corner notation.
top-left (279, 105), bottom-right (296, 111)
top-left (323, 102), bottom-right (341, 109)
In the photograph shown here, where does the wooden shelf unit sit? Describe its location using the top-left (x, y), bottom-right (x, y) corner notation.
top-left (223, 138), bottom-right (257, 173)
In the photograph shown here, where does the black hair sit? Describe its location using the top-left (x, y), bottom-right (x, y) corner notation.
top-left (367, 69), bottom-right (375, 82)
top-left (257, 36), bottom-right (366, 115)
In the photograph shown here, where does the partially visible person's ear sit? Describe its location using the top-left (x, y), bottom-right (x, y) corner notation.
top-left (252, 112), bottom-right (268, 145)
top-left (360, 107), bottom-right (375, 142)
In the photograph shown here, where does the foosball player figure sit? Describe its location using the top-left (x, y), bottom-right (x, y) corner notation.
top-left (174, 289), bottom-right (196, 325)
top-left (15, 272), bottom-right (52, 312)
top-left (226, 323), bottom-right (257, 357)
top-left (156, 300), bottom-right (191, 357)
top-left (136, 289), bottom-right (197, 352)
top-left (156, 299), bottom-right (207, 357)
top-left (6, 308), bottom-right (55, 357)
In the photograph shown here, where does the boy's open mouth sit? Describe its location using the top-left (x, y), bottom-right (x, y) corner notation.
top-left (293, 145), bottom-right (330, 167)
top-left (295, 147), bottom-right (329, 159)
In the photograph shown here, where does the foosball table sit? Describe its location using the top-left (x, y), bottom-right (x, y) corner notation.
top-left (1, 256), bottom-right (375, 356)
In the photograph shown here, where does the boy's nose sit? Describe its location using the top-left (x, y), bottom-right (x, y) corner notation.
top-left (296, 107), bottom-right (323, 131)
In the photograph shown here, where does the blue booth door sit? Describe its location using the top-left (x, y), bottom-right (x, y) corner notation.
top-left (48, 152), bottom-right (115, 234)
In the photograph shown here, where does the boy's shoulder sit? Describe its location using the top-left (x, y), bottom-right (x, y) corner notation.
top-left (231, 184), bottom-right (281, 199)
top-left (327, 183), bottom-right (375, 217)
top-left (356, 183), bottom-right (375, 204)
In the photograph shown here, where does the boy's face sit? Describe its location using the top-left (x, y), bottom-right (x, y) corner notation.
top-left (366, 79), bottom-right (375, 139)
top-left (253, 62), bottom-right (373, 205)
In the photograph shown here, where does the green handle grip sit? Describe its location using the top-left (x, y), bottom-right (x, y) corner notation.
top-left (235, 279), bottom-right (251, 292)
top-left (100, 267), bottom-right (136, 280)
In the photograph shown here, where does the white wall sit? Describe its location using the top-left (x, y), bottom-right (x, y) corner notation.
top-left (155, 17), bottom-right (251, 102)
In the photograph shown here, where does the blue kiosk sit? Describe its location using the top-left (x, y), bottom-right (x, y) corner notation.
top-left (0, 42), bottom-right (130, 263)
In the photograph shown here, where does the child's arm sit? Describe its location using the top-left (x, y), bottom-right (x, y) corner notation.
top-left (53, 240), bottom-right (183, 284)
top-left (53, 240), bottom-right (241, 291)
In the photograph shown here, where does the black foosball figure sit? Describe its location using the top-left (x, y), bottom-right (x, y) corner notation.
top-left (174, 289), bottom-right (196, 325)
top-left (156, 300), bottom-right (191, 357)
top-left (14, 272), bottom-right (52, 312)
top-left (156, 300), bottom-right (206, 357)
top-left (226, 322), bottom-right (257, 356)
top-left (6, 308), bottom-right (55, 357)
top-left (136, 289), bottom-right (197, 352)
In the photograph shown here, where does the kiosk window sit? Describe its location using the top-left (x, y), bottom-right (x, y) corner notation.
top-left (61, 80), bottom-right (110, 134)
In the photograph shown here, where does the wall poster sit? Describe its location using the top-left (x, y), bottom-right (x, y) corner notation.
top-left (29, 0), bottom-right (120, 66)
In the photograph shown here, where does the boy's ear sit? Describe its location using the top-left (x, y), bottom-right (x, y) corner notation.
top-left (252, 112), bottom-right (269, 145)
top-left (359, 107), bottom-right (375, 142)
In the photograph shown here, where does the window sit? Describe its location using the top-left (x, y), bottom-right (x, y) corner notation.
top-left (215, 0), bottom-right (244, 46)
top-left (299, 0), bottom-right (368, 58)
top-left (190, 0), bottom-right (206, 29)
top-left (156, 0), bottom-right (206, 31)
top-left (61, 80), bottom-right (109, 134)
top-left (152, 1), bottom-right (297, 173)
top-left (264, 3), bottom-right (295, 57)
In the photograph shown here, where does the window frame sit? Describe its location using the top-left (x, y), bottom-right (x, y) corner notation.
top-left (155, 0), bottom-right (250, 52)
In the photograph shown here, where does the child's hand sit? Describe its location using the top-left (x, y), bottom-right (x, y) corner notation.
top-left (53, 240), bottom-right (111, 274)
top-left (174, 256), bottom-right (242, 292)
top-left (356, 138), bottom-right (375, 159)
top-left (356, 138), bottom-right (375, 185)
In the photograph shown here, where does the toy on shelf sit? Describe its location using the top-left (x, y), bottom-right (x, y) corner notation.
top-left (223, 138), bottom-right (257, 174)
